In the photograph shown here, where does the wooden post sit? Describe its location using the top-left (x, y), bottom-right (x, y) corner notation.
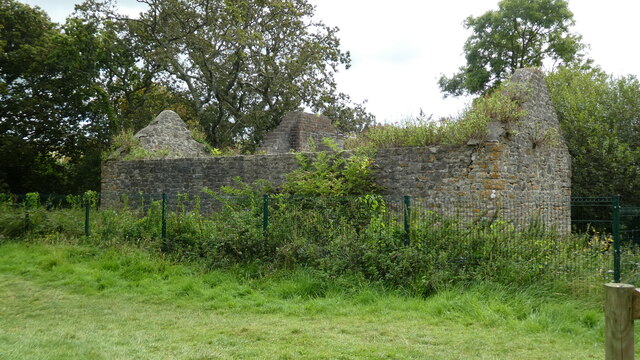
top-left (605, 283), bottom-right (636, 360)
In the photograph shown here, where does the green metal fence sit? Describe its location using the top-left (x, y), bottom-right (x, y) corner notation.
top-left (571, 196), bottom-right (620, 282)
top-left (570, 196), bottom-right (640, 285)
top-left (4, 192), bottom-right (640, 294)
top-left (621, 207), bottom-right (640, 243)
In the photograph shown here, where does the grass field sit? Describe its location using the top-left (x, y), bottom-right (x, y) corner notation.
top-left (0, 240), bottom-right (626, 359)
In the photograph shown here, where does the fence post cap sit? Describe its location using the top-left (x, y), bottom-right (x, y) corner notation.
top-left (604, 283), bottom-right (635, 289)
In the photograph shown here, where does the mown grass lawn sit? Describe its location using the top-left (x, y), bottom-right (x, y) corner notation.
top-left (0, 241), bottom-right (626, 359)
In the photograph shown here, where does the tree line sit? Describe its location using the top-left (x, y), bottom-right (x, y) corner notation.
top-left (0, 0), bottom-right (373, 193)
top-left (2, 0), bottom-right (640, 205)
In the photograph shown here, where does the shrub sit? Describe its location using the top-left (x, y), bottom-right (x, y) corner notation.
top-left (283, 145), bottom-right (380, 196)
top-left (0, 192), bottom-right (612, 296)
top-left (103, 129), bottom-right (171, 160)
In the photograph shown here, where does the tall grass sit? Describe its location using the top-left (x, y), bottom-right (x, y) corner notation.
top-left (344, 83), bottom-right (525, 150)
top-left (0, 241), bottom-right (612, 359)
top-left (0, 192), bottom-right (620, 299)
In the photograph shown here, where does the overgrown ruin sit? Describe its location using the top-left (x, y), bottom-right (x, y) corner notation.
top-left (101, 68), bottom-right (571, 231)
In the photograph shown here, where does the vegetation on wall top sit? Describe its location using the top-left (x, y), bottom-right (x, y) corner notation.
top-left (345, 82), bottom-right (526, 150)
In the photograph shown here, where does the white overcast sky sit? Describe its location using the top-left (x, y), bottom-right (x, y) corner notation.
top-left (22, 0), bottom-right (640, 123)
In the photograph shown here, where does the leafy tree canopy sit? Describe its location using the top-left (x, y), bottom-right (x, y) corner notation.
top-left (0, 0), bottom-right (157, 192)
top-left (85, 0), bottom-right (373, 151)
top-left (547, 66), bottom-right (640, 204)
top-left (0, 1), bottom-right (99, 192)
top-left (1, 0), bottom-right (372, 193)
top-left (440, 0), bottom-right (585, 97)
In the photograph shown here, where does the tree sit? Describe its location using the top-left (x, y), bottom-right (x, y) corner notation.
top-left (72, 4), bottom-right (190, 134)
top-left (546, 67), bottom-right (640, 204)
top-left (92, 0), bottom-right (373, 150)
top-left (439, 0), bottom-right (585, 97)
top-left (0, 1), bottom-right (99, 192)
top-left (0, 0), bottom-right (158, 193)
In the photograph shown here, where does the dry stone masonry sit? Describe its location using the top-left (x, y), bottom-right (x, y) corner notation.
top-left (257, 111), bottom-right (344, 153)
top-left (132, 110), bottom-right (209, 158)
top-left (101, 68), bottom-right (571, 231)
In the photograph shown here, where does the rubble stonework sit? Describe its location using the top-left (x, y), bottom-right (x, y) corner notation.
top-left (131, 110), bottom-right (209, 158)
top-left (257, 111), bottom-right (344, 153)
top-left (101, 68), bottom-right (571, 231)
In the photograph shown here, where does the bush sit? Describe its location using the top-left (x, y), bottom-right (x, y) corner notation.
top-left (282, 143), bottom-right (380, 196)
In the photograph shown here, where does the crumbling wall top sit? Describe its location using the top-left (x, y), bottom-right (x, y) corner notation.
top-left (258, 111), bottom-right (343, 153)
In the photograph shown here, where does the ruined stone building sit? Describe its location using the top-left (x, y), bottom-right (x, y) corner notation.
top-left (102, 68), bottom-right (571, 231)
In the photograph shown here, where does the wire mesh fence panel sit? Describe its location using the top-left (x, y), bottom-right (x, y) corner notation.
top-left (0, 193), bottom-right (91, 238)
top-left (619, 206), bottom-right (640, 285)
top-left (571, 197), bottom-right (614, 234)
top-left (570, 196), bottom-right (616, 284)
top-left (621, 207), bottom-right (640, 244)
top-left (0, 192), bottom-right (628, 296)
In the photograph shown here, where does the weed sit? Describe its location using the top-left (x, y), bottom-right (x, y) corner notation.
top-left (0, 191), bottom-right (620, 297)
top-left (344, 82), bottom-right (526, 150)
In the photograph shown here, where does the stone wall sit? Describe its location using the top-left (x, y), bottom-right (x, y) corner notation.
top-left (257, 111), bottom-right (343, 153)
top-left (101, 68), bottom-right (571, 231)
top-left (101, 154), bottom-right (299, 198)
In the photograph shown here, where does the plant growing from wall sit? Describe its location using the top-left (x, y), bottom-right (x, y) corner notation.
top-left (103, 129), bottom-right (172, 160)
top-left (344, 82), bottom-right (526, 150)
top-left (189, 125), bottom-right (241, 156)
top-left (528, 123), bottom-right (560, 149)
top-left (103, 129), bottom-right (138, 159)
top-left (282, 140), bottom-right (380, 196)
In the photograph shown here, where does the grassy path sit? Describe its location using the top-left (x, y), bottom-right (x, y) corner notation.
top-left (0, 242), bottom-right (612, 359)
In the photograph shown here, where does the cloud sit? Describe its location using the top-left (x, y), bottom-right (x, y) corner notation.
top-left (374, 43), bottom-right (422, 64)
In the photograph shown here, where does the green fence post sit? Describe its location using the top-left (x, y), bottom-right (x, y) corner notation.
top-left (24, 199), bottom-right (30, 232)
top-left (612, 195), bottom-right (621, 283)
top-left (263, 194), bottom-right (269, 237)
top-left (84, 197), bottom-right (90, 237)
top-left (162, 193), bottom-right (167, 241)
top-left (404, 195), bottom-right (411, 246)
